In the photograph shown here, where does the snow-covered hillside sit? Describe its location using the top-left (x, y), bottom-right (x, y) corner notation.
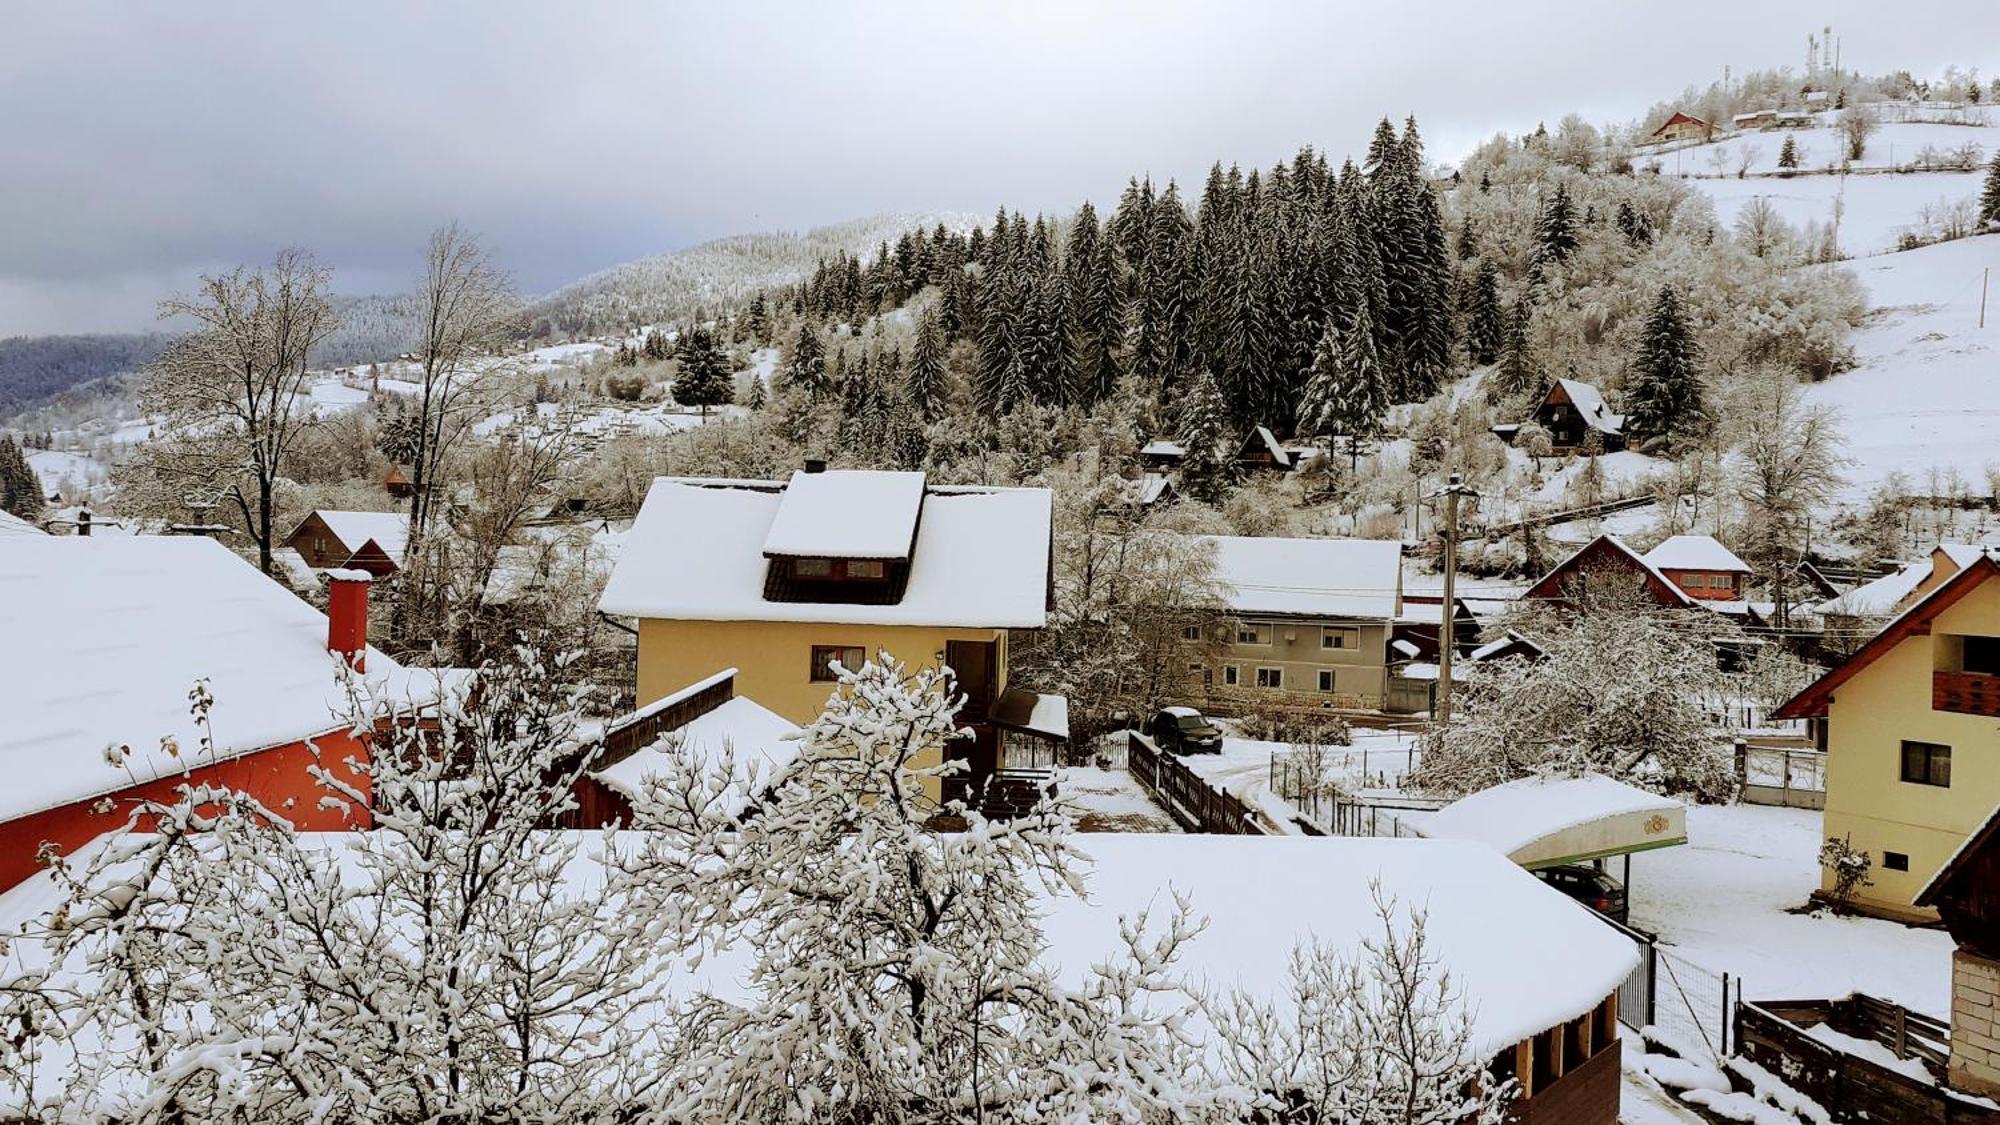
top-left (1674, 111), bottom-right (1995, 256)
top-left (1804, 235), bottom-right (2000, 498)
top-left (533, 212), bottom-right (979, 334)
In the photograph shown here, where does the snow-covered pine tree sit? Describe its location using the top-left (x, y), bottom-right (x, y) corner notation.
top-left (1300, 304), bottom-right (1387, 473)
top-left (1625, 286), bottom-right (1707, 445)
top-left (1494, 301), bottom-right (1540, 403)
top-left (906, 305), bottom-right (950, 420)
top-left (1465, 259), bottom-right (1504, 367)
top-left (1063, 201), bottom-right (1122, 405)
top-left (1176, 368), bottom-right (1232, 503)
top-left (1137, 183), bottom-right (1196, 396)
top-left (673, 324), bottom-right (735, 418)
top-left (1778, 134), bottom-right (1801, 171)
top-left (782, 323), bottom-right (827, 394)
top-left (0, 434), bottom-right (44, 522)
top-left (1982, 148), bottom-right (2000, 225)
top-left (1532, 181), bottom-right (1578, 265)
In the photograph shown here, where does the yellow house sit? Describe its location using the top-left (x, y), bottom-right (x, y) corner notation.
top-left (597, 466), bottom-right (1060, 805)
top-left (1775, 551), bottom-right (2000, 920)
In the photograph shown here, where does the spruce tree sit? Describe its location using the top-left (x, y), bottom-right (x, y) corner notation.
top-left (0, 434), bottom-right (44, 522)
top-left (1175, 369), bottom-right (1232, 503)
top-left (784, 325), bottom-right (828, 395)
top-left (1778, 134), bottom-right (1801, 171)
top-left (1533, 182), bottom-right (1579, 264)
top-left (1494, 301), bottom-right (1540, 402)
top-left (1981, 149), bottom-right (2000, 225)
top-left (906, 307), bottom-right (949, 420)
top-left (674, 326), bottom-right (736, 419)
top-left (1626, 287), bottom-right (1707, 444)
top-left (1465, 260), bottom-right (1504, 367)
top-left (1300, 307), bottom-right (1386, 473)
top-left (744, 370), bottom-right (769, 411)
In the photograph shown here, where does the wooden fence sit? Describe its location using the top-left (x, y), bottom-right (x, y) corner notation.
top-left (1126, 732), bottom-right (1265, 835)
top-left (1736, 997), bottom-right (1999, 1124)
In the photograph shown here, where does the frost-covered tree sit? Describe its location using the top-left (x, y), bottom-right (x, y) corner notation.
top-left (1734, 377), bottom-right (1847, 628)
top-left (1532, 182), bottom-right (1578, 265)
top-left (782, 322), bottom-right (828, 394)
top-left (906, 305), bottom-right (950, 420)
top-left (1778, 134), bottom-right (1801, 171)
top-left (1175, 368), bottom-right (1232, 503)
top-left (1301, 305), bottom-right (1386, 473)
top-left (1492, 302), bottom-right (1540, 404)
top-left (672, 324), bottom-right (735, 418)
top-left (1838, 106), bottom-right (1878, 162)
top-left (139, 249), bottom-right (340, 574)
top-left (1464, 259), bottom-right (1504, 367)
top-left (1414, 606), bottom-right (1736, 802)
top-left (1625, 287), bottom-right (1707, 445)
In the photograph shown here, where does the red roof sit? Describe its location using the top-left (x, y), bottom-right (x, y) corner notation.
top-left (1650, 111), bottom-right (1711, 137)
top-left (1523, 534), bottom-right (1697, 610)
top-left (1773, 554), bottom-right (2000, 720)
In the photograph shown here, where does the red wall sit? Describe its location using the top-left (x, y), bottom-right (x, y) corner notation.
top-left (0, 731), bottom-right (373, 892)
top-left (1658, 568), bottom-right (1741, 601)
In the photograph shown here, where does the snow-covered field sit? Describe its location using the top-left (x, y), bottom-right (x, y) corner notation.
top-left (1670, 112), bottom-right (1995, 178)
top-left (27, 448), bottom-right (107, 498)
top-left (1630, 804), bottom-right (1955, 1018)
top-left (1803, 235), bottom-right (2000, 498)
top-left (1691, 170), bottom-right (1984, 256)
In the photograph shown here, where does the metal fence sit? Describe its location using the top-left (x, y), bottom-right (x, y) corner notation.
top-left (1736, 743), bottom-right (1827, 809)
top-left (1596, 916), bottom-right (1738, 1059)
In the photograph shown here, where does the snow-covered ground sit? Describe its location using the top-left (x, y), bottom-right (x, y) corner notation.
top-left (1692, 170), bottom-right (1984, 256)
top-left (1060, 766), bottom-right (1181, 833)
top-left (27, 448), bottom-right (108, 499)
top-left (1184, 729), bottom-right (1424, 833)
top-left (1668, 113), bottom-right (1995, 178)
top-left (1803, 235), bottom-right (2000, 499)
top-left (1630, 803), bottom-right (1955, 1018)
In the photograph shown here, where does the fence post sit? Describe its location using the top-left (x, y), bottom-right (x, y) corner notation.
top-left (1722, 973), bottom-right (1731, 1056)
top-left (1894, 1004), bottom-right (1908, 1060)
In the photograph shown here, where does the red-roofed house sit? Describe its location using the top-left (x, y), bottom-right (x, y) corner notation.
top-left (1648, 111), bottom-right (1714, 144)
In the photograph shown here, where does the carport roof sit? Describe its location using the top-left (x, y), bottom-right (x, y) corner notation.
top-left (1420, 774), bottom-right (1687, 869)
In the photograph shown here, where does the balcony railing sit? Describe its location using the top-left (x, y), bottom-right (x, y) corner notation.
top-left (1934, 670), bottom-right (2000, 717)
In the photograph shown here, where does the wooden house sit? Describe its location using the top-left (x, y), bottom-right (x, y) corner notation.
top-left (1775, 551), bottom-right (2000, 920)
top-left (283, 510), bottom-right (411, 576)
top-left (1640, 535), bottom-right (1753, 602)
top-left (0, 538), bottom-right (454, 892)
top-left (1137, 438), bottom-right (1185, 472)
top-left (1496, 379), bottom-right (1626, 454)
top-left (1647, 110), bottom-right (1714, 144)
top-left (383, 466), bottom-right (415, 499)
top-left (596, 466), bottom-right (1065, 807)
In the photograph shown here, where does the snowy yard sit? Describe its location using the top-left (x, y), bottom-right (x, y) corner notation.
top-left (1630, 804), bottom-right (1956, 1018)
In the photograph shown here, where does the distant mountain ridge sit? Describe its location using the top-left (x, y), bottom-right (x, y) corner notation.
top-left (0, 333), bottom-right (167, 415)
top-left (528, 211), bottom-right (980, 335)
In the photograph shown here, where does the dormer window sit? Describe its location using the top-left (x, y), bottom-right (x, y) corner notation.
top-left (847, 559), bottom-right (884, 579)
top-left (795, 558), bottom-right (832, 578)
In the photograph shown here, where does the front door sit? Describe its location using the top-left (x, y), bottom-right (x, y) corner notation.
top-left (944, 640), bottom-right (996, 723)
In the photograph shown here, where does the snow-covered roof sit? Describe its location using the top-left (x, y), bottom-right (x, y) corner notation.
top-left (760, 469), bottom-right (926, 559)
top-left (991, 688), bottom-right (1069, 741)
top-left (1043, 835), bottom-right (1638, 1052)
top-left (1242, 426), bottom-right (1291, 467)
top-left (1204, 535), bottom-right (1401, 620)
top-left (305, 510), bottom-right (411, 567)
top-left (0, 509), bottom-right (44, 536)
top-left (1553, 378), bottom-right (1624, 436)
top-left (1421, 776), bottom-right (1687, 869)
top-left (1643, 535), bottom-right (1752, 574)
top-left (0, 536), bottom-right (449, 822)
top-left (594, 694), bottom-right (800, 815)
top-left (1468, 630), bottom-right (1544, 662)
top-left (1139, 438), bottom-right (1185, 457)
top-left (1125, 475), bottom-right (1172, 506)
top-left (598, 477), bottom-right (1053, 628)
top-left (1812, 561), bottom-right (1928, 617)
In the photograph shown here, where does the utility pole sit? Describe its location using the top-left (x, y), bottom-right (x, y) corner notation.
top-left (1981, 267), bottom-right (1989, 329)
top-left (1430, 473), bottom-right (1479, 726)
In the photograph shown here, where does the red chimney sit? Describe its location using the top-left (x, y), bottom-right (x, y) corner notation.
top-left (327, 571), bottom-right (370, 672)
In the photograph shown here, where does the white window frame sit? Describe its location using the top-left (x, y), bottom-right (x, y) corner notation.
top-left (1222, 664), bottom-right (1240, 687)
top-left (1183, 624), bottom-right (1202, 641)
top-left (1321, 626), bottom-right (1359, 650)
top-left (1318, 669), bottom-right (1335, 693)
top-left (1256, 666), bottom-right (1284, 689)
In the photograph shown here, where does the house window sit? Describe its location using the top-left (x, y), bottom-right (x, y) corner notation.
top-left (846, 559), bottom-right (885, 579)
top-left (1322, 627), bottom-right (1358, 650)
top-left (1965, 636), bottom-right (2000, 676)
top-left (794, 558), bottom-right (833, 578)
top-left (1183, 624), bottom-right (1202, 641)
top-left (1900, 740), bottom-right (1951, 787)
top-left (1190, 663), bottom-right (1213, 687)
top-left (1236, 623), bottom-right (1268, 646)
top-left (1318, 669), bottom-right (1335, 693)
top-left (1256, 667), bottom-right (1283, 689)
top-left (1883, 851), bottom-right (1911, 872)
top-left (1222, 664), bottom-right (1240, 687)
top-left (809, 644), bottom-right (866, 682)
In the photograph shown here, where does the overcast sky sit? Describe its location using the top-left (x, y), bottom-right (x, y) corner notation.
top-left (4, 1), bottom-right (1996, 335)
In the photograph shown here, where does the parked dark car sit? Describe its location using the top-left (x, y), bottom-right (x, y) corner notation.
top-left (1533, 864), bottom-right (1628, 924)
top-left (1147, 706), bottom-right (1223, 754)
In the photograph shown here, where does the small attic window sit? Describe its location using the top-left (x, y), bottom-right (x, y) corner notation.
top-left (847, 559), bottom-right (884, 579)
top-left (795, 558), bottom-right (832, 578)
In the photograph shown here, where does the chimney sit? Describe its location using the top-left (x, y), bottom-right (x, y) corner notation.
top-left (326, 571), bottom-right (370, 672)
top-left (803, 457), bottom-right (827, 474)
